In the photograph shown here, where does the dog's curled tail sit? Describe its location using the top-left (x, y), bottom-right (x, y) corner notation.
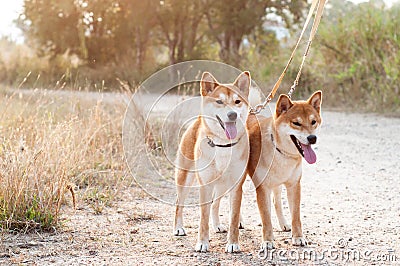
top-left (248, 87), bottom-right (262, 108)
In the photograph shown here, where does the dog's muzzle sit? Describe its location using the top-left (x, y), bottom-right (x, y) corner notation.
top-left (290, 134), bottom-right (318, 164)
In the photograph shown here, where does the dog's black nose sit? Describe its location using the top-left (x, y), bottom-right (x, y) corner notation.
top-left (307, 135), bottom-right (317, 144)
top-left (227, 111), bottom-right (237, 121)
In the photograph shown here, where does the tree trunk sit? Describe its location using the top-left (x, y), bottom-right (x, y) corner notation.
top-left (218, 30), bottom-right (242, 67)
top-left (230, 32), bottom-right (242, 67)
top-left (135, 26), bottom-right (149, 74)
top-left (177, 21), bottom-right (185, 62)
top-left (135, 26), bottom-right (143, 73)
top-left (186, 1), bottom-right (202, 59)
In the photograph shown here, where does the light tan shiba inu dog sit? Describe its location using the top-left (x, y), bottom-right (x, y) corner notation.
top-left (173, 71), bottom-right (251, 253)
top-left (246, 91), bottom-right (322, 253)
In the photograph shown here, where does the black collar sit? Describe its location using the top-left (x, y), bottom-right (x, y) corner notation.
top-left (270, 134), bottom-right (299, 158)
top-left (207, 136), bottom-right (240, 148)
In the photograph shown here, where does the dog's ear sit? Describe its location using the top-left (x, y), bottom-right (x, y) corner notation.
top-left (276, 94), bottom-right (293, 117)
top-left (200, 72), bottom-right (219, 96)
top-left (233, 71), bottom-right (251, 97)
top-left (307, 91), bottom-right (322, 113)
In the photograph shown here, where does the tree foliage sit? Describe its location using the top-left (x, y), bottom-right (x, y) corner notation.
top-left (302, 0), bottom-right (400, 110)
top-left (205, 0), bottom-right (307, 66)
top-left (19, 0), bottom-right (308, 71)
top-left (154, 0), bottom-right (208, 65)
top-left (21, 0), bottom-right (81, 57)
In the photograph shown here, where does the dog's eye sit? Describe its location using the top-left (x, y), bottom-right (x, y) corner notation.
top-left (235, 100), bottom-right (241, 104)
top-left (311, 120), bottom-right (317, 125)
top-left (216, 100), bottom-right (223, 104)
top-left (292, 121), bottom-right (302, 126)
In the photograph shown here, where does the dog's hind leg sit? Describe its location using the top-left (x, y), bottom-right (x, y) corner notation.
top-left (211, 197), bottom-right (227, 233)
top-left (239, 212), bottom-right (244, 229)
top-left (174, 170), bottom-right (194, 236)
top-left (211, 193), bottom-right (245, 232)
top-left (273, 185), bottom-right (291, 232)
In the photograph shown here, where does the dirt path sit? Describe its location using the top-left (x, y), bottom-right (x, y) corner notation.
top-left (1, 91), bottom-right (399, 265)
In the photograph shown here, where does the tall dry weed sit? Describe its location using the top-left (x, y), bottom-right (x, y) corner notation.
top-left (0, 89), bottom-right (127, 231)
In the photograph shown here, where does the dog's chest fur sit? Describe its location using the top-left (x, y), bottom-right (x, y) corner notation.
top-left (252, 147), bottom-right (302, 188)
top-left (195, 129), bottom-right (248, 186)
top-left (269, 153), bottom-right (302, 186)
top-left (248, 115), bottom-right (303, 188)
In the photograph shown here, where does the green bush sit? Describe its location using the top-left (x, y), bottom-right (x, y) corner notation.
top-left (0, 37), bottom-right (157, 90)
top-left (257, 1), bottom-right (400, 112)
top-left (309, 1), bottom-right (399, 111)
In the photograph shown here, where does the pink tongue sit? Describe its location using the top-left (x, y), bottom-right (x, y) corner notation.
top-left (224, 122), bottom-right (237, 140)
top-left (300, 143), bottom-right (317, 164)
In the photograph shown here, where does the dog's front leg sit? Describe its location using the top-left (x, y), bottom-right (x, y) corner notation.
top-left (225, 184), bottom-right (243, 253)
top-left (195, 186), bottom-right (212, 252)
top-left (256, 186), bottom-right (275, 251)
top-left (286, 179), bottom-right (307, 246)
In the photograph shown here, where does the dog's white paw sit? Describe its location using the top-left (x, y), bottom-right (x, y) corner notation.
top-left (292, 236), bottom-right (307, 246)
top-left (195, 241), bottom-right (209, 252)
top-left (281, 223), bottom-right (291, 232)
top-left (225, 243), bottom-right (240, 253)
top-left (213, 224), bottom-right (227, 233)
top-left (260, 241), bottom-right (275, 251)
top-left (173, 227), bottom-right (186, 236)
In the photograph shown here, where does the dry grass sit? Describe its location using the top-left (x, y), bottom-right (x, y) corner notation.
top-left (0, 88), bottom-right (128, 232)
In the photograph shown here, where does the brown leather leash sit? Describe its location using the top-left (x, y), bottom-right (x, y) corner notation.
top-left (250, 0), bottom-right (327, 114)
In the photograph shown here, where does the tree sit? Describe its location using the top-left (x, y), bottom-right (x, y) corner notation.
top-left (154, 0), bottom-right (208, 65)
top-left (204, 0), bottom-right (307, 66)
top-left (20, 0), bottom-right (81, 58)
top-left (19, 0), bottom-right (157, 72)
top-left (115, 0), bottom-right (158, 73)
top-left (18, 0), bottom-right (309, 85)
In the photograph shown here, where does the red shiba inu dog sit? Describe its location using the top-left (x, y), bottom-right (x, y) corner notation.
top-left (173, 71), bottom-right (251, 253)
top-left (246, 91), bottom-right (322, 253)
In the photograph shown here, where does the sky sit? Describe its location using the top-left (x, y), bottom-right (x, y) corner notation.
top-left (0, 0), bottom-right (398, 42)
top-left (0, 0), bottom-right (23, 41)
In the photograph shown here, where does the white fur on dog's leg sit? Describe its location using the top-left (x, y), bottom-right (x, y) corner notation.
top-left (195, 241), bottom-right (209, 252)
top-left (273, 186), bottom-right (291, 232)
top-left (174, 227), bottom-right (186, 236)
top-left (213, 224), bottom-right (227, 233)
top-left (292, 236), bottom-right (307, 246)
top-left (225, 243), bottom-right (240, 253)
